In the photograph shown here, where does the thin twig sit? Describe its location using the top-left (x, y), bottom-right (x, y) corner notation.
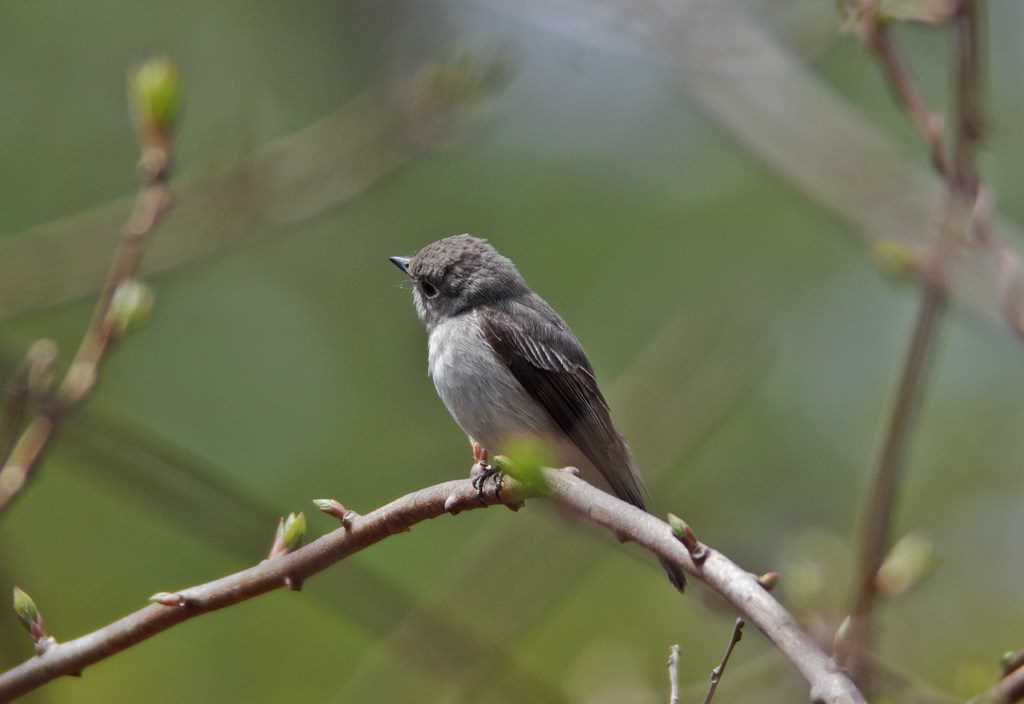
top-left (863, 14), bottom-right (949, 176)
top-left (668, 644), bottom-right (680, 704)
top-left (0, 468), bottom-right (866, 704)
top-left (703, 618), bottom-right (745, 704)
top-left (0, 139), bottom-right (173, 513)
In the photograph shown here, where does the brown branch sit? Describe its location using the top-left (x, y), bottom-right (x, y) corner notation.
top-left (846, 0), bottom-right (986, 687)
top-left (0, 137), bottom-right (173, 513)
top-left (863, 15), bottom-right (949, 176)
top-left (966, 664), bottom-right (1024, 704)
top-left (0, 469), bottom-right (866, 704)
top-left (703, 618), bottom-right (745, 704)
top-left (846, 280), bottom-right (945, 680)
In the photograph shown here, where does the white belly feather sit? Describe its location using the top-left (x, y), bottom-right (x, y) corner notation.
top-left (427, 312), bottom-right (554, 452)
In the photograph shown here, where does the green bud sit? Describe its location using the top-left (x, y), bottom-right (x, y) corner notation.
top-left (667, 513), bottom-right (706, 562)
top-left (1001, 651), bottom-right (1019, 675)
top-left (13, 586), bottom-right (40, 634)
top-left (871, 241), bottom-right (921, 278)
top-left (282, 512), bottom-right (306, 552)
top-left (130, 58), bottom-right (182, 137)
top-left (313, 498), bottom-right (346, 520)
top-left (667, 513), bottom-right (688, 541)
top-left (876, 532), bottom-right (935, 597)
top-left (490, 437), bottom-right (552, 496)
top-left (107, 279), bottom-right (155, 337)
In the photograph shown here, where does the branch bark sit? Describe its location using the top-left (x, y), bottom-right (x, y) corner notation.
top-left (0, 468), bottom-right (865, 704)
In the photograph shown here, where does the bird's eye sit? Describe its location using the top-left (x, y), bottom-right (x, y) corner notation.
top-left (420, 280), bottom-right (439, 299)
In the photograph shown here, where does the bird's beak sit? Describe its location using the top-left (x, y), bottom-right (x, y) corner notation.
top-left (389, 256), bottom-right (411, 275)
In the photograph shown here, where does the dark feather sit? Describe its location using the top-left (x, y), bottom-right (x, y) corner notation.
top-left (479, 295), bottom-right (648, 509)
top-left (479, 295), bottom-right (686, 591)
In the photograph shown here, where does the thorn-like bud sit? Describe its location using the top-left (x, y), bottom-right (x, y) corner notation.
top-left (313, 498), bottom-right (347, 522)
top-left (832, 615), bottom-right (853, 666)
top-left (667, 513), bottom-right (707, 564)
top-left (757, 571), bottom-right (780, 591)
top-left (107, 279), bottom-right (155, 338)
top-left (13, 586), bottom-right (45, 640)
top-left (444, 494), bottom-right (460, 514)
top-left (130, 57), bottom-right (182, 141)
top-left (149, 592), bottom-right (186, 607)
top-left (876, 532), bottom-right (935, 597)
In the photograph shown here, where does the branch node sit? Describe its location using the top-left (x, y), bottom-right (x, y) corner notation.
top-left (34, 636), bottom-right (57, 657)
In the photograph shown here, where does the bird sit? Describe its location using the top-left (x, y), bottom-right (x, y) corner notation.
top-left (390, 234), bottom-right (686, 591)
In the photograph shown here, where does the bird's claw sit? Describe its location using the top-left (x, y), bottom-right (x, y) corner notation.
top-left (471, 463), bottom-right (504, 504)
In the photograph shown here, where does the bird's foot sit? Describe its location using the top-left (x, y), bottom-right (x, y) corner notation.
top-left (470, 462), bottom-right (504, 504)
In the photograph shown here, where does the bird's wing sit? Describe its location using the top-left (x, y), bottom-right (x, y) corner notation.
top-left (478, 298), bottom-right (648, 510)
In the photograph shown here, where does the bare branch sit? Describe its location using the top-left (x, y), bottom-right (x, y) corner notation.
top-left (966, 664), bottom-right (1024, 704)
top-left (846, 0), bottom-right (987, 686)
top-left (668, 644), bottom-right (681, 704)
top-left (703, 619), bottom-right (745, 704)
top-left (0, 469), bottom-right (865, 704)
top-left (862, 12), bottom-right (949, 176)
top-left (0, 103), bottom-right (176, 512)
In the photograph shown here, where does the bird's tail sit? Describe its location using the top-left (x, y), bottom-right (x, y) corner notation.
top-left (660, 556), bottom-right (687, 592)
top-left (589, 445), bottom-right (688, 592)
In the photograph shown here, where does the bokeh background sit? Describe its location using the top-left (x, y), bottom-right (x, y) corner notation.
top-left (2, 1), bottom-right (1023, 702)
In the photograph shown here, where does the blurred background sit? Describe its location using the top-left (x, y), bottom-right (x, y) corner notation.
top-left (1, 1), bottom-right (1023, 702)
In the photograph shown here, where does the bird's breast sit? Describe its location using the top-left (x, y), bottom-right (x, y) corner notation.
top-left (427, 312), bottom-right (552, 450)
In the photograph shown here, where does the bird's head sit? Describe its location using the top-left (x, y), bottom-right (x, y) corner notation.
top-left (390, 234), bottom-right (529, 329)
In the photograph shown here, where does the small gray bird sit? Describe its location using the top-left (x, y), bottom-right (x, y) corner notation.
top-left (390, 234), bottom-right (686, 591)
